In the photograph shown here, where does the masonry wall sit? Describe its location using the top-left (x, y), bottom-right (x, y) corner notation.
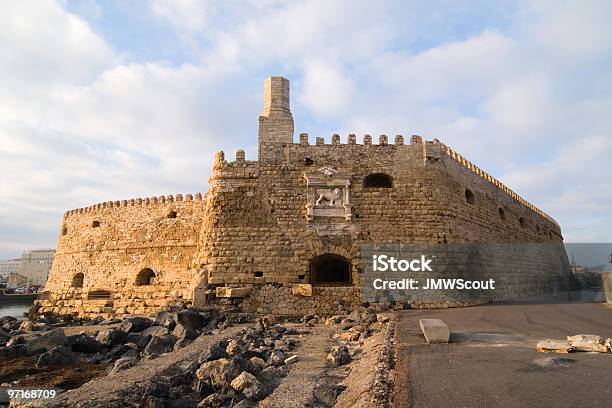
top-left (37, 194), bottom-right (205, 318)
top-left (197, 134), bottom-right (569, 313)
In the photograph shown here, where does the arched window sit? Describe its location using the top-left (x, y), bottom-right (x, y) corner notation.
top-left (167, 210), bottom-right (177, 219)
top-left (498, 207), bottom-right (506, 220)
top-left (363, 173), bottom-right (393, 188)
top-left (71, 273), bottom-right (84, 288)
top-left (92, 220), bottom-right (100, 228)
top-left (136, 268), bottom-right (156, 286)
top-left (62, 226), bottom-right (68, 236)
top-left (519, 217), bottom-right (525, 228)
top-left (310, 254), bottom-right (351, 285)
top-left (465, 189), bottom-right (475, 204)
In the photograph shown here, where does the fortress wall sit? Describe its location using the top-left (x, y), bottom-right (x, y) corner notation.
top-left (37, 194), bottom-right (206, 317)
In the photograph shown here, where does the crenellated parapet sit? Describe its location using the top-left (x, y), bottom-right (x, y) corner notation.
top-left (63, 192), bottom-right (205, 219)
top-left (295, 132), bottom-right (417, 146)
top-left (433, 139), bottom-right (559, 228)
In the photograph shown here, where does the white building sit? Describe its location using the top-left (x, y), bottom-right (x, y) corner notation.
top-left (1, 249), bottom-right (55, 288)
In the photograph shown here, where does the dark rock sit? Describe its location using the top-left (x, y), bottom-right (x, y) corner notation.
top-left (173, 323), bottom-right (197, 340)
top-left (154, 311), bottom-right (177, 330)
top-left (142, 325), bottom-right (169, 337)
top-left (122, 349), bottom-right (139, 359)
top-left (197, 343), bottom-right (228, 364)
top-left (313, 383), bottom-right (346, 407)
top-left (327, 345), bottom-right (351, 366)
top-left (69, 334), bottom-right (102, 354)
top-left (26, 328), bottom-right (68, 355)
top-left (175, 309), bottom-right (206, 333)
top-left (126, 332), bottom-right (151, 348)
top-left (195, 379), bottom-right (215, 397)
top-left (0, 316), bottom-right (18, 326)
top-left (198, 393), bottom-right (227, 408)
top-left (96, 328), bottom-right (127, 347)
top-left (243, 384), bottom-right (272, 402)
top-left (167, 397), bottom-right (198, 408)
top-left (232, 400), bottom-right (256, 408)
top-left (120, 316), bottom-right (152, 334)
top-left (142, 396), bottom-right (165, 408)
top-left (0, 344), bottom-right (27, 358)
top-left (268, 350), bottom-right (286, 367)
top-left (0, 327), bottom-right (10, 344)
top-left (110, 356), bottom-right (137, 374)
top-left (104, 344), bottom-right (131, 362)
top-left (174, 338), bottom-right (191, 351)
top-left (100, 318), bottom-right (121, 325)
top-left (6, 334), bottom-right (26, 347)
top-left (36, 345), bottom-right (77, 366)
top-left (144, 334), bottom-right (177, 357)
top-left (143, 381), bottom-right (170, 399)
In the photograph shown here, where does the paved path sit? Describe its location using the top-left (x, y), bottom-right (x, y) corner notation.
top-left (394, 302), bottom-right (612, 408)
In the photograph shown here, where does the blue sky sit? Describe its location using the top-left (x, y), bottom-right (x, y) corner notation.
top-left (0, 0), bottom-right (611, 259)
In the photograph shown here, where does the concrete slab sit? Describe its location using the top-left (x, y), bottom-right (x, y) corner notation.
top-left (419, 318), bottom-right (450, 343)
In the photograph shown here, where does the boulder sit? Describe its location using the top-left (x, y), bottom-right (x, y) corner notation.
top-left (195, 379), bottom-right (215, 398)
top-left (120, 317), bottom-right (153, 334)
top-left (0, 327), bottom-right (10, 344)
top-left (268, 350), bottom-right (286, 367)
top-left (70, 334), bottom-right (102, 354)
top-left (144, 334), bottom-right (177, 357)
top-left (154, 311), bottom-right (177, 331)
top-left (261, 314), bottom-right (276, 327)
top-left (419, 319), bottom-right (450, 344)
top-left (0, 316), bottom-right (18, 326)
top-left (127, 332), bottom-right (152, 348)
top-left (230, 371), bottom-right (259, 391)
top-left (196, 358), bottom-right (230, 382)
top-left (110, 356), bottom-right (138, 375)
top-left (226, 339), bottom-right (244, 356)
top-left (36, 345), bottom-right (76, 366)
top-left (175, 309), bottom-right (206, 333)
top-left (25, 328), bottom-right (68, 355)
top-left (142, 325), bottom-right (169, 337)
top-left (326, 345), bottom-right (351, 366)
top-left (20, 320), bottom-right (34, 331)
top-left (198, 343), bottom-right (228, 364)
top-left (537, 339), bottom-right (573, 353)
top-left (567, 334), bottom-right (609, 353)
top-left (0, 344), bottom-right (27, 358)
top-left (173, 323), bottom-right (197, 340)
top-left (249, 356), bottom-right (267, 369)
top-left (96, 328), bottom-right (127, 347)
top-left (243, 384), bottom-right (272, 402)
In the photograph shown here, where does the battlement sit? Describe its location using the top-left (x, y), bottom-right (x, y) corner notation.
top-left (433, 139), bottom-right (559, 228)
top-left (63, 192), bottom-right (205, 218)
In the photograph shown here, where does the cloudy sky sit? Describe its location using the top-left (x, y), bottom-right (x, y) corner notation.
top-left (0, 0), bottom-right (611, 259)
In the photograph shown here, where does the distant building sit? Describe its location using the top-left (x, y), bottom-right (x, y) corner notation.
top-left (1, 249), bottom-right (55, 289)
top-left (0, 258), bottom-right (21, 277)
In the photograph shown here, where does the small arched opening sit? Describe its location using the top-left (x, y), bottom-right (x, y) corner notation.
top-left (310, 254), bottom-right (352, 285)
top-left (92, 220), bottom-right (100, 228)
top-left (465, 189), bottom-right (475, 204)
top-left (71, 273), bottom-right (84, 288)
top-left (167, 210), bottom-right (177, 219)
top-left (498, 207), bottom-right (506, 220)
top-left (519, 217), bottom-right (525, 228)
top-left (136, 268), bottom-right (156, 286)
top-left (363, 173), bottom-right (393, 188)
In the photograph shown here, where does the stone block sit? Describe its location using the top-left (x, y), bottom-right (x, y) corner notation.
top-left (292, 284), bottom-right (313, 297)
top-left (215, 286), bottom-right (251, 298)
top-left (419, 319), bottom-right (450, 344)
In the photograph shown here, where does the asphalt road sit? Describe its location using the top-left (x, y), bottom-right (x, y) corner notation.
top-left (394, 301), bottom-right (612, 408)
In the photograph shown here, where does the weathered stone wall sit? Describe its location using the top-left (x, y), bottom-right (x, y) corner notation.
top-left (39, 76), bottom-right (570, 318)
top-left (38, 194), bottom-right (206, 318)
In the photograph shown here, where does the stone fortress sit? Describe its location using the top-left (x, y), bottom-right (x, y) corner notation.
top-left (36, 76), bottom-right (570, 318)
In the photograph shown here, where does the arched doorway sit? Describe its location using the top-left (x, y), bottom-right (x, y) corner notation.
top-left (310, 254), bottom-right (352, 285)
top-left (136, 268), bottom-right (156, 286)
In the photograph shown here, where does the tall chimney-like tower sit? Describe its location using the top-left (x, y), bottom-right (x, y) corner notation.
top-left (258, 76), bottom-right (294, 161)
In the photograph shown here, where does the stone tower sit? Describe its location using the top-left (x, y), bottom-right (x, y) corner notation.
top-left (258, 76), bottom-right (294, 161)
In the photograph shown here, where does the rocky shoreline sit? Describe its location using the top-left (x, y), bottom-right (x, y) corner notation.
top-left (1, 306), bottom-right (394, 407)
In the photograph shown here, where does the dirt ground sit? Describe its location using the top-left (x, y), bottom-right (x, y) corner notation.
top-left (394, 302), bottom-right (612, 408)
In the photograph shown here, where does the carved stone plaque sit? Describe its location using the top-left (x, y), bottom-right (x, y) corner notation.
top-left (304, 167), bottom-right (354, 236)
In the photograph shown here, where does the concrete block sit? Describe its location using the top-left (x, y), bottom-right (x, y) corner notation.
top-left (215, 287), bottom-right (251, 298)
top-left (419, 319), bottom-right (450, 343)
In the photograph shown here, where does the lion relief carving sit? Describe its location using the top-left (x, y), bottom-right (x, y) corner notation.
top-left (315, 188), bottom-right (342, 206)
